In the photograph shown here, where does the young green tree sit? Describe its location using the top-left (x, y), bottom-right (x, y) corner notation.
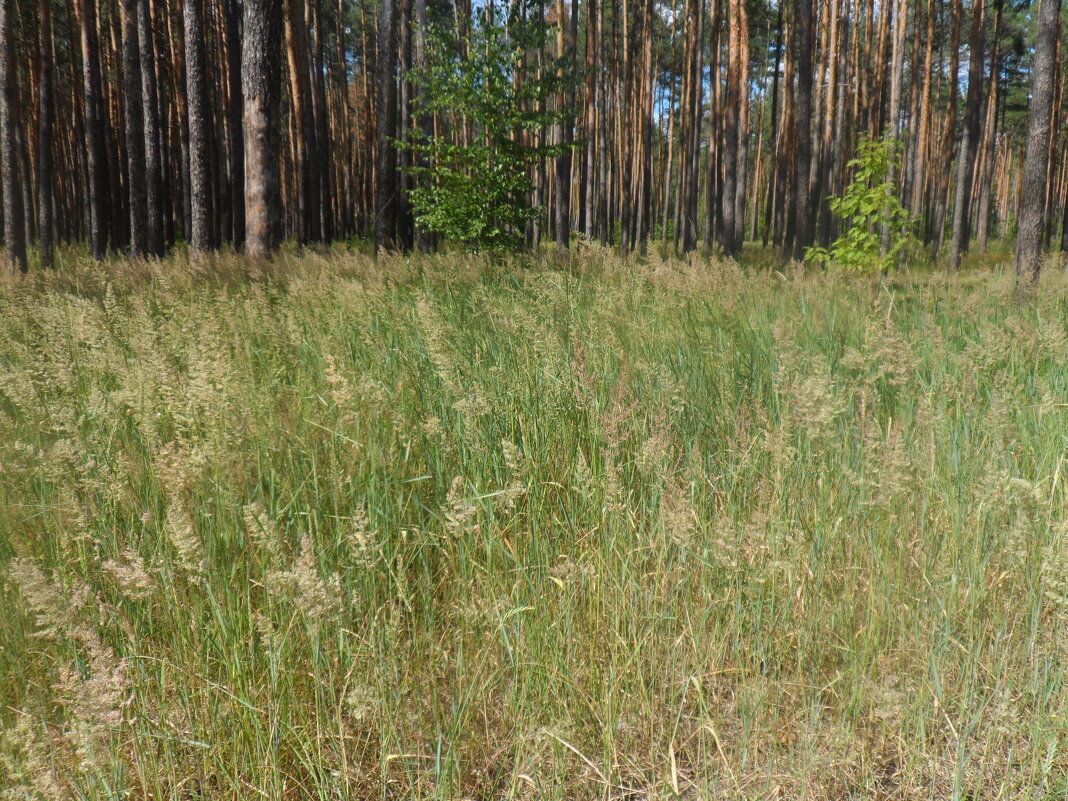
top-left (403, 2), bottom-right (572, 252)
top-left (807, 137), bottom-right (915, 273)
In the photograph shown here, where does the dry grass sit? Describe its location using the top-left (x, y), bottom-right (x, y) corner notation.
top-left (1, 248), bottom-right (1067, 800)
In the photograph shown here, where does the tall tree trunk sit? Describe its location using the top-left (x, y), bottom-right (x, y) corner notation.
top-left (0, 0), bottom-right (25, 271)
top-left (413, 0), bottom-right (433, 251)
top-left (880, 0), bottom-right (906, 260)
top-left (1016, 0), bottom-right (1061, 283)
top-left (554, 0), bottom-right (572, 253)
top-left (788, 0), bottom-right (814, 260)
top-left (582, 0), bottom-right (597, 237)
top-left (79, 0), bottom-right (110, 257)
top-left (243, 0), bottom-right (283, 257)
top-left (185, 0), bottom-right (214, 251)
top-left (225, 0), bottom-right (245, 248)
top-left (948, 0), bottom-right (985, 270)
top-left (285, 0), bottom-right (320, 245)
top-left (139, 0), bottom-right (164, 255)
top-left (122, 0), bottom-right (148, 256)
top-left (375, 0), bottom-right (397, 253)
top-left (909, 0), bottom-right (935, 225)
top-left (37, 0), bottom-right (55, 268)
top-left (722, 0), bottom-right (743, 255)
top-left (762, 1), bottom-right (783, 247)
top-left (975, 0), bottom-right (1003, 253)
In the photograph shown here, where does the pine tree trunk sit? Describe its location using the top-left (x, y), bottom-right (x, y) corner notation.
top-left (554, 0), bottom-right (572, 253)
top-left (79, 0), bottom-right (110, 257)
top-left (948, 0), bottom-right (985, 270)
top-left (138, 0), bottom-right (164, 255)
top-left (122, 0), bottom-right (148, 256)
top-left (37, 0), bottom-right (55, 268)
top-left (243, 0), bottom-right (283, 258)
top-left (788, 0), bottom-right (814, 260)
top-left (0, 0), bottom-right (25, 271)
top-left (1016, 0), bottom-right (1061, 284)
top-left (225, 0), bottom-right (245, 248)
top-left (975, 0), bottom-right (1002, 253)
top-left (185, 0), bottom-right (213, 252)
top-left (285, 0), bottom-right (320, 245)
top-left (375, 0), bottom-right (397, 253)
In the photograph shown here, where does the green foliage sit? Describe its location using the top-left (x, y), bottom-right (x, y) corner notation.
top-left (403, 4), bottom-right (572, 252)
top-left (807, 136), bottom-right (915, 272)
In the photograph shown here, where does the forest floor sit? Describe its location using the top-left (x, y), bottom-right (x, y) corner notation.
top-left (1, 248), bottom-right (1067, 799)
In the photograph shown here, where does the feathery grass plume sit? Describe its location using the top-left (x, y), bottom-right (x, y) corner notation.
top-left (786, 366), bottom-right (847, 442)
top-left (1003, 477), bottom-right (1047, 570)
top-left (0, 713), bottom-right (67, 801)
top-left (322, 352), bottom-right (357, 416)
top-left (57, 627), bottom-right (133, 770)
top-left (658, 480), bottom-right (697, 549)
top-left (344, 682), bottom-right (377, 723)
top-left (165, 499), bottom-right (205, 576)
top-left (635, 411), bottom-right (673, 475)
top-left (1041, 521), bottom-right (1068, 637)
top-left (443, 476), bottom-right (480, 539)
top-left (264, 532), bottom-right (343, 621)
top-left (345, 504), bottom-right (381, 569)
top-left (6, 558), bottom-right (92, 636)
top-left (153, 441), bottom-right (208, 499)
top-left (498, 439), bottom-right (529, 512)
top-left (415, 296), bottom-right (461, 397)
top-left (243, 501), bottom-right (283, 562)
top-left (840, 298), bottom-right (915, 391)
top-left (416, 295), bottom-right (491, 426)
top-left (102, 548), bottom-right (156, 602)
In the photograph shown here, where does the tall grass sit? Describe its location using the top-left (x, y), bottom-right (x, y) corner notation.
top-left (1, 249), bottom-right (1066, 800)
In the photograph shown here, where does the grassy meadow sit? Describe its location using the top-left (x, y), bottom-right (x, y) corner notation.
top-left (1, 249), bottom-right (1067, 800)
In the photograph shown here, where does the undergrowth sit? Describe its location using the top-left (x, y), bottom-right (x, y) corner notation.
top-left (1, 248), bottom-right (1066, 799)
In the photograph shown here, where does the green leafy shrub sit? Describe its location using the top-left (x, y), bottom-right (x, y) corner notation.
top-left (807, 136), bottom-right (915, 272)
top-left (403, 4), bottom-right (572, 252)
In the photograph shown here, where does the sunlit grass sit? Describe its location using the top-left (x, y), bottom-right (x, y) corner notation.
top-left (1, 248), bottom-right (1066, 799)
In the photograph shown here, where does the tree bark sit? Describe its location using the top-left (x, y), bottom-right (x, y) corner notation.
top-left (138, 0), bottom-right (165, 255)
top-left (0, 0), bottom-right (25, 271)
top-left (1016, 0), bottom-right (1061, 284)
top-left (122, 0), bottom-right (148, 256)
top-left (184, 0), bottom-right (214, 252)
top-left (37, 0), bottom-right (55, 268)
top-left (375, 0), bottom-right (397, 253)
top-left (975, 0), bottom-right (1003, 254)
top-left (242, 0), bottom-right (283, 258)
top-left (225, 0), bottom-right (245, 248)
top-left (79, 0), bottom-right (111, 258)
top-left (554, 0), bottom-right (572, 253)
top-left (285, 0), bottom-right (320, 245)
top-left (948, 0), bottom-right (985, 270)
top-left (788, 0), bottom-right (815, 260)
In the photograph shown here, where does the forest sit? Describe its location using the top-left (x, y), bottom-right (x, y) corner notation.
top-left (0, 0), bottom-right (1066, 275)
